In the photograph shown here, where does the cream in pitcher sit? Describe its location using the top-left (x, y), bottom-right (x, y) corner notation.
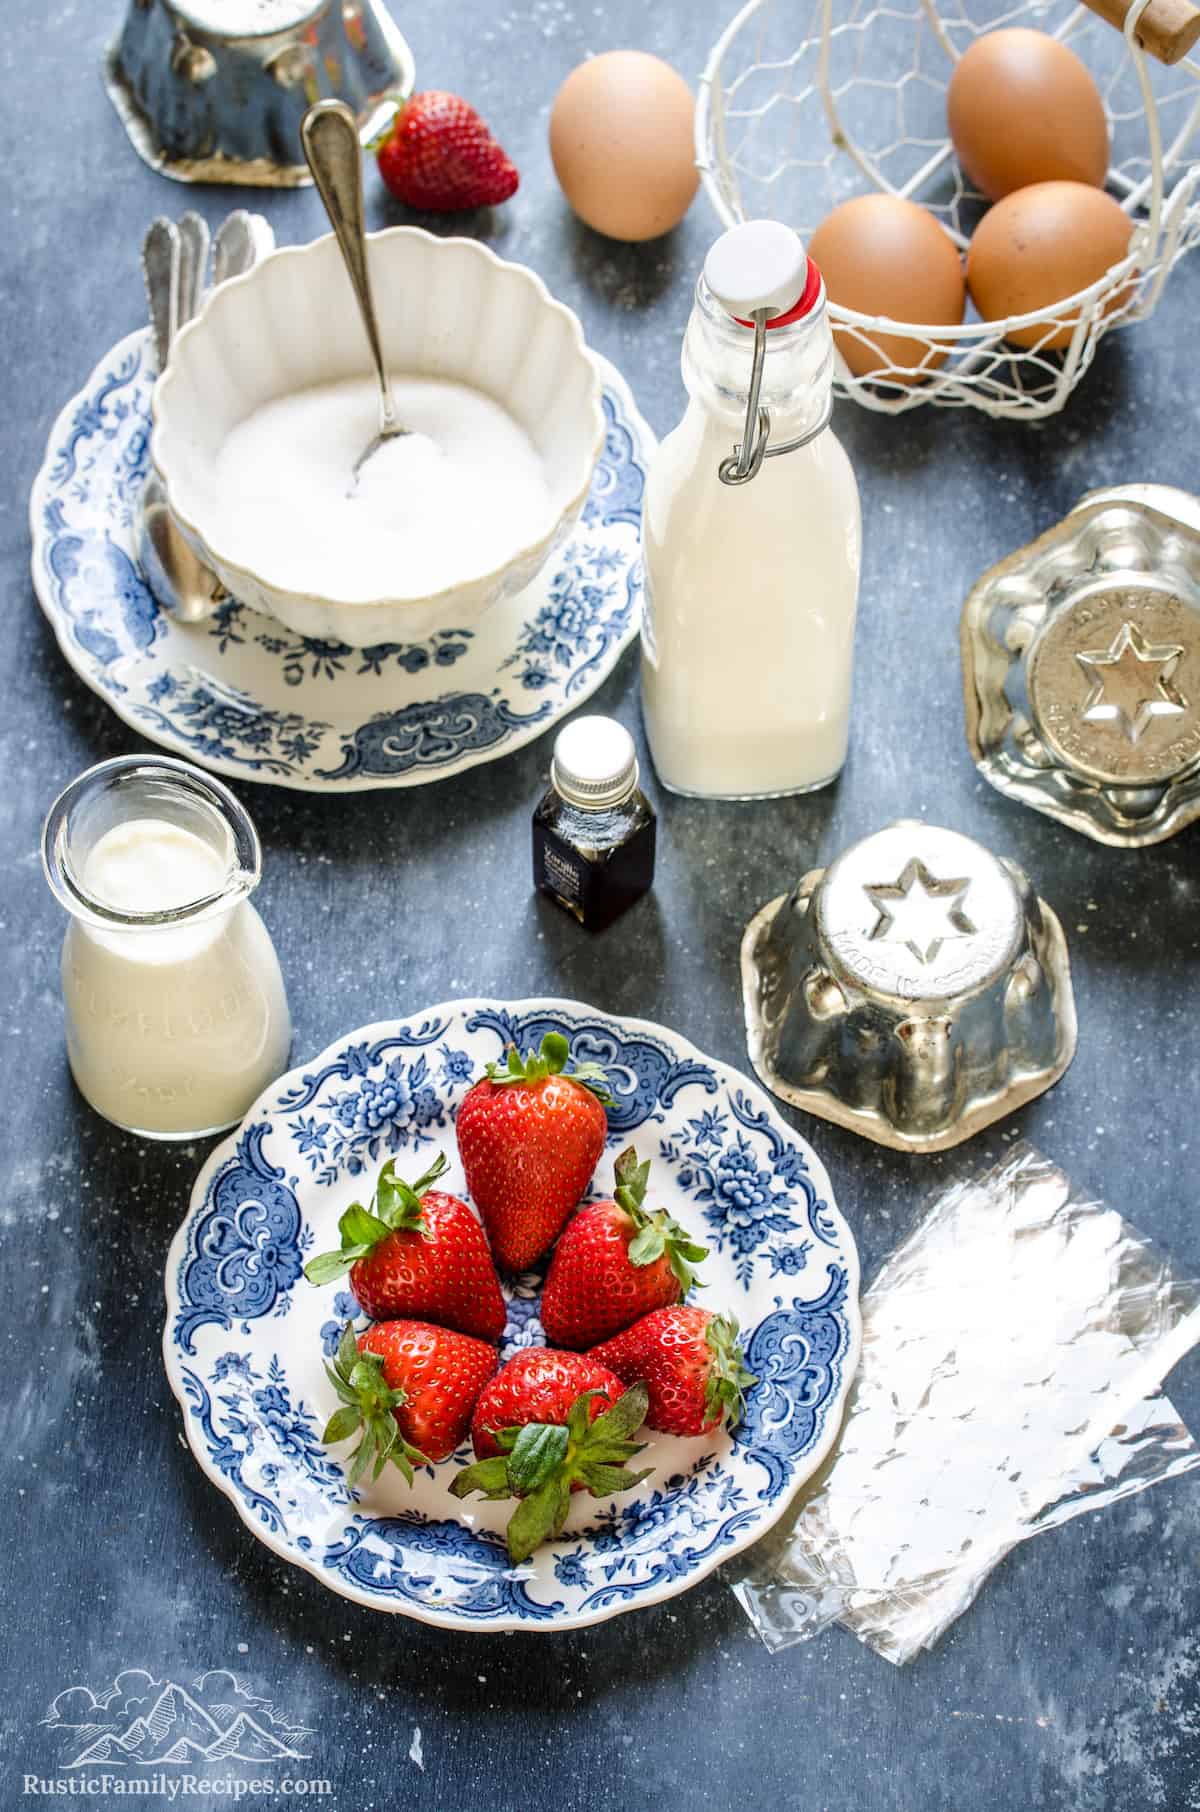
top-left (42, 757), bottom-right (291, 1139)
top-left (640, 220), bottom-right (862, 799)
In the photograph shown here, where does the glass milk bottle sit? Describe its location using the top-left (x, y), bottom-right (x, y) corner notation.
top-left (641, 220), bottom-right (862, 798)
top-left (42, 755), bottom-right (292, 1140)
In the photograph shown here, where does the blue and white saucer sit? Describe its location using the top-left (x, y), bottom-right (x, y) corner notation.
top-left (163, 998), bottom-right (861, 1633)
top-left (30, 340), bottom-right (651, 791)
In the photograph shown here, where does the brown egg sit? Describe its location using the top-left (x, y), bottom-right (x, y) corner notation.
top-left (807, 195), bottom-right (966, 382)
top-left (966, 181), bottom-right (1135, 350)
top-left (948, 29), bottom-right (1109, 200)
top-left (549, 51), bottom-right (699, 242)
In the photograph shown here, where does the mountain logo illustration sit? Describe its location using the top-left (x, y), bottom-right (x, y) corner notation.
top-left (43, 1668), bottom-right (312, 1770)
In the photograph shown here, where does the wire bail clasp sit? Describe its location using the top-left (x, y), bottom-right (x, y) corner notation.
top-left (719, 310), bottom-right (771, 485)
top-left (717, 308), bottom-right (834, 486)
top-left (704, 220), bottom-right (832, 486)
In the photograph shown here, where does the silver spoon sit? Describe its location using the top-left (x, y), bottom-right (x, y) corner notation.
top-left (212, 208), bottom-right (275, 288)
top-left (176, 211), bottom-right (210, 339)
top-left (138, 211), bottom-right (274, 623)
top-left (142, 217), bottom-right (178, 371)
top-left (300, 98), bottom-right (408, 481)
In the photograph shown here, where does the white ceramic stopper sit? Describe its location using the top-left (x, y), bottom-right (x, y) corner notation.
top-left (704, 219), bottom-right (808, 320)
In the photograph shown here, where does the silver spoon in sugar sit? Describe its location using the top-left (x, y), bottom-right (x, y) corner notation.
top-left (300, 99), bottom-right (410, 483)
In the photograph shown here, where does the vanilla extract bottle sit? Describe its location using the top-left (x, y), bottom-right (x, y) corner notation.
top-left (532, 716), bottom-right (656, 931)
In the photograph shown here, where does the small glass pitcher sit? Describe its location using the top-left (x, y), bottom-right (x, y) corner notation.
top-left (42, 756), bottom-right (292, 1140)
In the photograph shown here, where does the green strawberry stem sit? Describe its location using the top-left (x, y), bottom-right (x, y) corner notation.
top-left (704, 1315), bottom-right (757, 1430)
top-left (615, 1146), bottom-right (708, 1294)
top-left (320, 1323), bottom-right (429, 1489)
top-left (450, 1383), bottom-right (652, 1563)
top-left (304, 1153), bottom-right (450, 1287)
top-left (484, 1031), bottom-right (614, 1107)
top-left (367, 96), bottom-right (406, 154)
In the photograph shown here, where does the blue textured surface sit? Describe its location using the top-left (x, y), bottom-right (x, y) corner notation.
top-left (3, 3), bottom-right (1200, 1808)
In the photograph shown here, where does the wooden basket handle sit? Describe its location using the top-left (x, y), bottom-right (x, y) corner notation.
top-left (1081, 0), bottom-right (1200, 64)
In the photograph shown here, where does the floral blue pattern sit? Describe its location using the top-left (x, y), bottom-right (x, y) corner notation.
top-left (173, 1124), bottom-right (309, 1355)
top-left (581, 389), bottom-right (646, 530)
top-left (49, 343), bottom-right (144, 490)
top-left (208, 599), bottom-right (473, 687)
top-left (164, 999), bottom-right (860, 1632)
top-left (500, 1273), bottom-right (547, 1360)
top-left (45, 522), bottom-right (162, 675)
top-left (319, 1291), bottom-right (364, 1358)
top-left (32, 334), bottom-right (651, 793)
top-left (316, 692), bottom-right (552, 782)
top-left (736, 1265), bottom-right (852, 1502)
top-left (138, 677), bottom-right (332, 777)
top-left (181, 1352), bottom-right (348, 1536)
top-left (501, 555), bottom-right (642, 698)
top-left (275, 1023), bottom-right (463, 1186)
top-left (663, 1091), bottom-right (842, 1283)
top-left (556, 1458), bottom-right (764, 1615)
top-left (322, 1516), bottom-right (561, 1623)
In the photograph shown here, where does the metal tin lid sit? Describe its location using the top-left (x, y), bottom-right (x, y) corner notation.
top-left (1071, 483), bottom-right (1200, 533)
top-left (1027, 574), bottom-right (1200, 786)
top-left (813, 821), bottom-right (1023, 1007)
top-left (741, 818), bottom-right (1077, 1154)
top-left (962, 490), bottom-right (1200, 846)
top-left (551, 716), bottom-right (639, 809)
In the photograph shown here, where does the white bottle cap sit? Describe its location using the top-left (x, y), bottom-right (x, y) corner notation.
top-left (704, 219), bottom-right (809, 321)
top-left (551, 716), bottom-right (639, 809)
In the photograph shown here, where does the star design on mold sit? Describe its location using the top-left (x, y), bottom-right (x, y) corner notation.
top-left (863, 858), bottom-right (977, 966)
top-left (1075, 621), bottom-right (1186, 745)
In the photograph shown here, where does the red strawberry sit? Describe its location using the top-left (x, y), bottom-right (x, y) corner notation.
top-left (468, 1348), bottom-right (626, 1459)
top-left (455, 1033), bottom-right (610, 1273)
top-left (304, 1153), bottom-right (505, 1341)
top-left (452, 1350), bottom-right (651, 1562)
top-left (376, 91), bottom-right (519, 212)
top-left (540, 1147), bottom-right (708, 1349)
top-left (321, 1318), bottom-right (498, 1481)
top-left (590, 1306), bottom-right (756, 1437)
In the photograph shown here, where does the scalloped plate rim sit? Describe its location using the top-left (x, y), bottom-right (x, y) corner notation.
top-left (29, 330), bottom-right (650, 793)
top-left (162, 995), bottom-right (862, 1633)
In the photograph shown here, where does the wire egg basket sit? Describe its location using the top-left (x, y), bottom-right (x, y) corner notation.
top-left (696, 0), bottom-right (1200, 417)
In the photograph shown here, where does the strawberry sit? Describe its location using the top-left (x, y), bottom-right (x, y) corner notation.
top-left (590, 1306), bottom-right (756, 1437)
top-left (455, 1032), bottom-right (611, 1273)
top-left (540, 1147), bottom-right (708, 1349)
top-left (376, 91), bottom-right (519, 212)
top-left (321, 1318), bottom-right (497, 1480)
top-left (303, 1153), bottom-right (505, 1342)
top-left (468, 1347), bottom-right (626, 1459)
top-left (452, 1350), bottom-right (651, 1562)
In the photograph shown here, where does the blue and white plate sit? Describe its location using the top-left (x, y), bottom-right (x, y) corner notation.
top-left (163, 998), bottom-right (861, 1632)
top-left (30, 339), bottom-right (651, 791)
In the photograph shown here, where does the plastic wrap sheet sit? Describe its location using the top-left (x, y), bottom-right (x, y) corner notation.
top-left (733, 1144), bottom-right (1200, 1663)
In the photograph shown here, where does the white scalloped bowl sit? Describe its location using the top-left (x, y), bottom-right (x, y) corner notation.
top-left (152, 228), bottom-right (605, 645)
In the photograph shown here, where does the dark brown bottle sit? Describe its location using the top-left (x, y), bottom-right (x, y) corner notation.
top-left (532, 716), bottom-right (656, 931)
